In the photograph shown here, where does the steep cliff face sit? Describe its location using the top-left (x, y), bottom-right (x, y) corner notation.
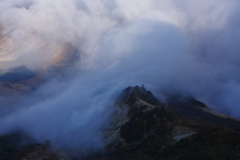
top-left (104, 85), bottom-right (172, 149)
top-left (103, 86), bottom-right (198, 151)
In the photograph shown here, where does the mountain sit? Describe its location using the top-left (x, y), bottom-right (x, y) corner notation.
top-left (0, 66), bottom-right (36, 82)
top-left (91, 85), bottom-right (240, 160)
top-left (1, 85), bottom-right (240, 160)
top-left (0, 65), bottom-right (40, 97)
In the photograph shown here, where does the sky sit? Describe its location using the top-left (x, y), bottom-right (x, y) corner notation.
top-left (0, 0), bottom-right (240, 155)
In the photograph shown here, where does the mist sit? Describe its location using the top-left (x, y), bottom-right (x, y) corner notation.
top-left (1, 0), bottom-right (240, 155)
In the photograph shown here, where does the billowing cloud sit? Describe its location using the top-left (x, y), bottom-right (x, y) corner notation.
top-left (0, 0), bottom-right (240, 155)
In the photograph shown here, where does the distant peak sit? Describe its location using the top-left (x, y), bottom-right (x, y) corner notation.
top-left (0, 65), bottom-right (36, 82)
top-left (11, 65), bottom-right (29, 72)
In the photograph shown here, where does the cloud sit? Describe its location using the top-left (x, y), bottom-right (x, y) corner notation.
top-left (1, 0), bottom-right (240, 156)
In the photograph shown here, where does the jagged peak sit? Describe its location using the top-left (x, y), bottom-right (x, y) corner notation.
top-left (116, 85), bottom-right (162, 106)
top-left (140, 84), bottom-right (146, 91)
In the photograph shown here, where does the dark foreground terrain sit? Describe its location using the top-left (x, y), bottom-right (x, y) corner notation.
top-left (88, 86), bottom-right (240, 160)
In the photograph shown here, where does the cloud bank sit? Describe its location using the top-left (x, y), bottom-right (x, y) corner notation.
top-left (1, 0), bottom-right (240, 155)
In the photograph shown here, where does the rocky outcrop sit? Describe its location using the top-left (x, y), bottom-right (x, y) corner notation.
top-left (117, 85), bottom-right (166, 143)
top-left (105, 85), bottom-right (178, 151)
top-left (115, 85), bottom-right (162, 106)
top-left (93, 86), bottom-right (240, 160)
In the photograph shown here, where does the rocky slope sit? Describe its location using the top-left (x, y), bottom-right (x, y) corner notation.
top-left (90, 85), bottom-right (240, 160)
top-left (1, 85), bottom-right (240, 160)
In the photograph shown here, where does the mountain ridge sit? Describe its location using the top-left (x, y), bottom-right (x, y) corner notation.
top-left (1, 85), bottom-right (240, 160)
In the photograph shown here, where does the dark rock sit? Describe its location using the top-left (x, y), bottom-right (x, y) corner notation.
top-left (116, 85), bottom-right (162, 106)
top-left (0, 66), bottom-right (36, 82)
top-left (120, 114), bottom-right (146, 142)
top-left (91, 86), bottom-right (240, 160)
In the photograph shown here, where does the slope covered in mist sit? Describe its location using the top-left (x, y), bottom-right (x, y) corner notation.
top-left (0, 0), bottom-right (240, 157)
